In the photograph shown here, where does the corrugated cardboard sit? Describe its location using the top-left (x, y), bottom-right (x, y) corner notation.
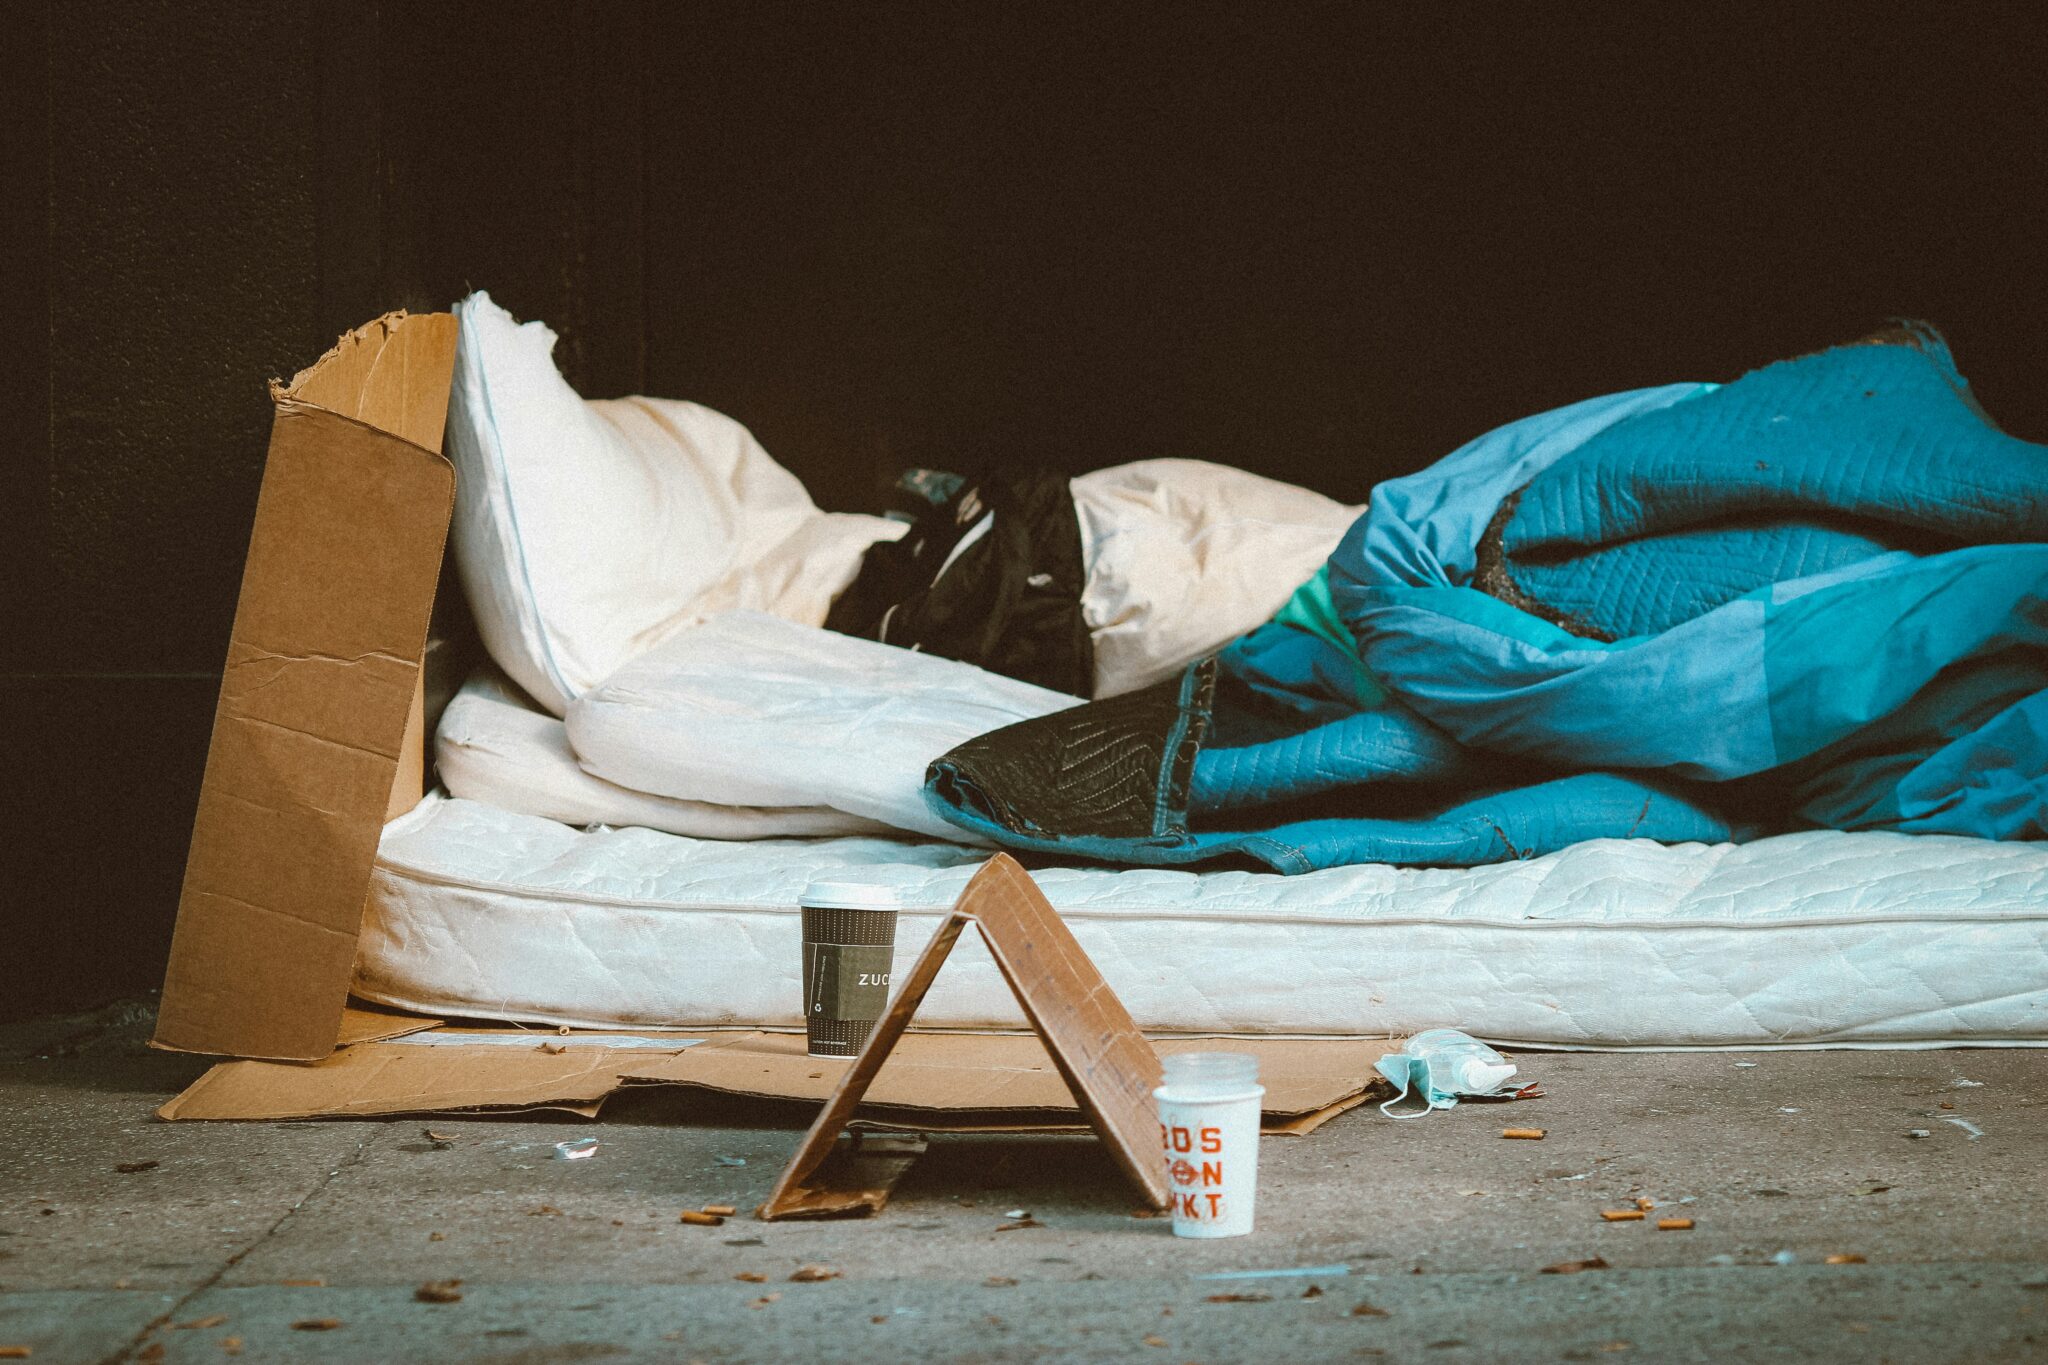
top-left (158, 1027), bottom-right (1392, 1134)
top-left (152, 312), bottom-right (457, 1062)
top-left (762, 856), bottom-right (1174, 1217)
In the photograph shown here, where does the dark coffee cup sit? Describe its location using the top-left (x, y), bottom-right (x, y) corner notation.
top-left (798, 881), bottom-right (901, 1058)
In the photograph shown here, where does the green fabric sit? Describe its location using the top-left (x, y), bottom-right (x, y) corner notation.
top-left (1272, 567), bottom-right (1387, 707)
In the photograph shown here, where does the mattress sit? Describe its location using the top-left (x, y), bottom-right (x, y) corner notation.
top-left (360, 792), bottom-right (2048, 1048)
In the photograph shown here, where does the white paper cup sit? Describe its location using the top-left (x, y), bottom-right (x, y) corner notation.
top-left (1153, 1052), bottom-right (1263, 1238)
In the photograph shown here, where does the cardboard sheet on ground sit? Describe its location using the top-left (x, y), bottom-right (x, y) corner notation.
top-left (158, 1025), bottom-right (1392, 1133)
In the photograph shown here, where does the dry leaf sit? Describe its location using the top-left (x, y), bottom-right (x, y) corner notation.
top-left (1142, 1335), bottom-right (1168, 1348)
top-left (1501, 1128), bottom-right (1546, 1141)
top-left (528, 1206), bottom-right (563, 1218)
top-left (734, 1272), bottom-right (768, 1283)
top-left (290, 1318), bottom-right (342, 1332)
top-left (789, 1265), bottom-right (840, 1283)
top-left (174, 1314), bottom-right (229, 1330)
top-left (747, 1294), bottom-right (781, 1309)
top-left (1657, 1218), bottom-right (1695, 1231)
top-left (871, 1315), bottom-right (888, 1324)
top-left (679, 1210), bottom-right (725, 1226)
top-left (428, 1231), bottom-right (446, 1242)
top-left (985, 1276), bottom-right (1018, 1287)
top-left (1825, 1254), bottom-right (1868, 1265)
top-left (1204, 1292), bottom-right (1271, 1303)
top-left (1351, 1302), bottom-right (1389, 1317)
top-left (701, 1205), bottom-right (738, 1218)
top-left (1540, 1256), bottom-right (1610, 1275)
top-left (115, 1161), bottom-right (160, 1174)
top-left (1301, 1285), bottom-right (1324, 1300)
top-left (1600, 1210), bottom-right (1646, 1222)
top-left (221, 1338), bottom-right (243, 1356)
top-left (414, 1279), bottom-right (464, 1304)
top-left (995, 1216), bottom-right (1044, 1231)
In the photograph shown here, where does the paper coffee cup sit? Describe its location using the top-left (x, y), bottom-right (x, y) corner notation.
top-left (1154, 1052), bottom-right (1263, 1238)
top-left (798, 881), bottom-right (901, 1059)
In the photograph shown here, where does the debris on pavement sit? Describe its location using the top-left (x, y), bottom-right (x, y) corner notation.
top-left (747, 1294), bottom-right (781, 1309)
top-left (789, 1265), bottom-right (840, 1282)
top-left (0, 1348), bottom-right (31, 1359)
top-left (1943, 1117), bottom-right (1985, 1139)
top-left (1906, 1128), bottom-right (1932, 1139)
top-left (1142, 1334), bottom-right (1168, 1347)
top-left (1826, 1254), bottom-right (1868, 1265)
top-left (1601, 1210), bottom-right (1646, 1221)
top-left (995, 1215), bottom-right (1044, 1231)
top-left (553, 1137), bottom-right (600, 1160)
top-left (220, 1338), bottom-right (242, 1356)
top-left (1205, 1292), bottom-right (1272, 1303)
top-left (985, 1276), bottom-right (1018, 1288)
top-left (1004, 1208), bottom-right (1029, 1219)
top-left (701, 1204), bottom-right (738, 1217)
top-left (735, 1273), bottom-right (767, 1283)
top-left (423, 1129), bottom-right (458, 1144)
top-left (290, 1319), bottom-right (343, 1331)
top-left (1658, 1218), bottom-right (1695, 1231)
top-left (1541, 1256), bottom-right (1610, 1275)
top-left (172, 1314), bottom-right (229, 1330)
top-left (528, 1205), bottom-right (563, 1217)
top-left (679, 1210), bottom-right (726, 1226)
top-left (1771, 1250), bottom-right (1799, 1265)
top-left (1351, 1302), bottom-right (1389, 1317)
top-left (1633, 1198), bottom-right (1655, 1210)
top-left (1503, 1127), bottom-right (1546, 1140)
top-left (715, 1156), bottom-right (747, 1166)
top-left (415, 1279), bottom-right (464, 1303)
top-left (114, 1160), bottom-right (160, 1174)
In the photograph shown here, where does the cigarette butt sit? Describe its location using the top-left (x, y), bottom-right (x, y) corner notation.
top-left (1600, 1209), bottom-right (1646, 1221)
top-left (1502, 1127), bottom-right (1547, 1140)
top-left (1657, 1218), bottom-right (1695, 1231)
top-left (701, 1205), bottom-right (738, 1217)
top-left (1634, 1198), bottom-right (1656, 1210)
top-left (1825, 1253), bottom-right (1867, 1265)
top-left (678, 1210), bottom-right (725, 1226)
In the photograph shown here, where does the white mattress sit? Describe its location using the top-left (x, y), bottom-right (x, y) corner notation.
top-left (360, 793), bottom-right (2048, 1048)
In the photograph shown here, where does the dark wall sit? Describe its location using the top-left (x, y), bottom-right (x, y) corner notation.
top-left (7, 0), bottom-right (2046, 1017)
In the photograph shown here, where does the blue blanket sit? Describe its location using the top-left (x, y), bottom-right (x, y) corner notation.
top-left (925, 331), bottom-right (2048, 870)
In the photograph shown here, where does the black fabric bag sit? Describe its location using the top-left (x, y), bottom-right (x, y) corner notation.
top-left (825, 467), bottom-right (1094, 697)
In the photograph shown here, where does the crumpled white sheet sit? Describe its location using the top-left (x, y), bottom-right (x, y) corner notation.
top-left (436, 668), bottom-right (891, 840)
top-left (566, 611), bottom-right (1081, 840)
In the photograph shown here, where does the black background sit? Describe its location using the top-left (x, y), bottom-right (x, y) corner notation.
top-left (5, 1), bottom-right (2046, 1018)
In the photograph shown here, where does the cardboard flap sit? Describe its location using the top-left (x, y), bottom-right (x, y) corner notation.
top-left (153, 313), bottom-right (457, 1062)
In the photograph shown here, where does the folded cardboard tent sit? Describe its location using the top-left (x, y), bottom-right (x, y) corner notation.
top-left (153, 311), bottom-right (2048, 1129)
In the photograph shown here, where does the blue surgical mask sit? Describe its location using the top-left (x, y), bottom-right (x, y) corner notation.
top-left (1375, 1029), bottom-right (1521, 1118)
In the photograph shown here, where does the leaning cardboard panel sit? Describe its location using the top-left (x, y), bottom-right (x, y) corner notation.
top-left (152, 312), bottom-right (458, 1062)
top-left (761, 855), bottom-right (1172, 1218)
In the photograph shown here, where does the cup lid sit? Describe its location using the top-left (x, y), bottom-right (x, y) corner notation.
top-left (799, 880), bottom-right (905, 911)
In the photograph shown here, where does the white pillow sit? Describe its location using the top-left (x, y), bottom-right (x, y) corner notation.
top-left (1072, 459), bottom-right (1363, 697)
top-left (444, 292), bottom-right (900, 715)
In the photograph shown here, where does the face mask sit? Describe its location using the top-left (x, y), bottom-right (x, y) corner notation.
top-left (1375, 1028), bottom-right (1521, 1118)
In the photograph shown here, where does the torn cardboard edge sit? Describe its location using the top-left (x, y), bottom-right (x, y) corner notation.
top-left (152, 309), bottom-right (460, 1065)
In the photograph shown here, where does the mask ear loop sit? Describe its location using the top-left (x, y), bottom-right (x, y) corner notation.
top-left (1377, 1059), bottom-right (1439, 1119)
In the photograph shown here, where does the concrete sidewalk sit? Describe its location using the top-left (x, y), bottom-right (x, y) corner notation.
top-left (2, 1002), bottom-right (2042, 1363)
